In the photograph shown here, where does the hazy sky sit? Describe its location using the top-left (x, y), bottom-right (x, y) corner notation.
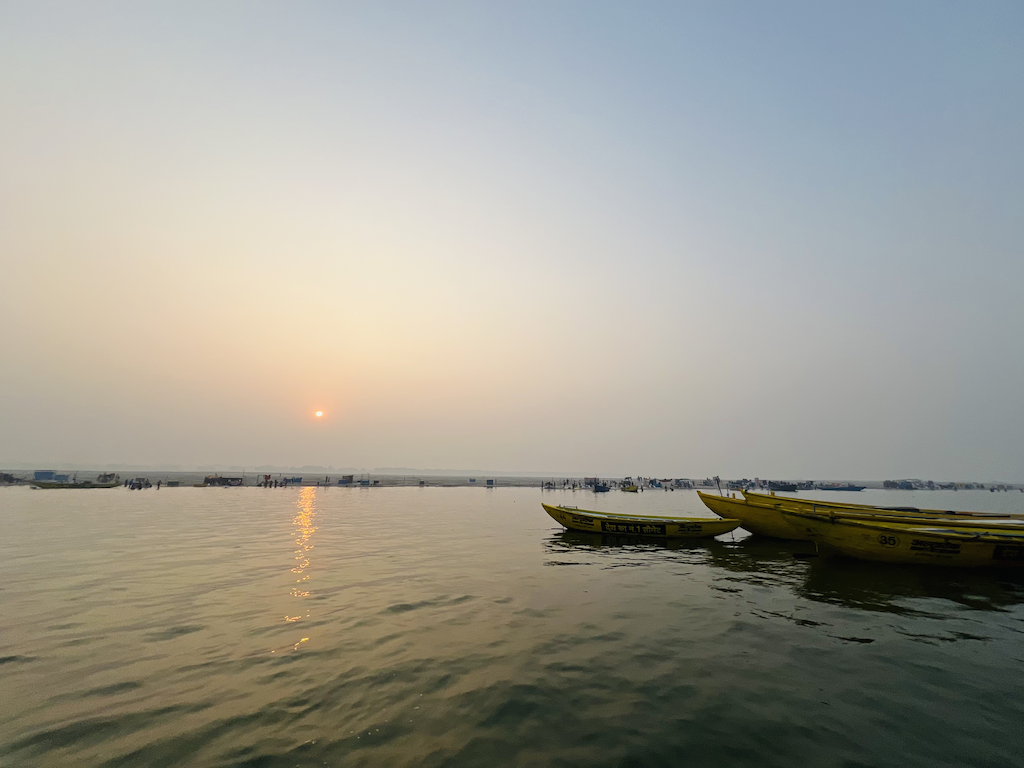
top-left (2, 2), bottom-right (1022, 479)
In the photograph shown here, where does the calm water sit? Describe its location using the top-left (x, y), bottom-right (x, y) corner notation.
top-left (1, 486), bottom-right (1023, 767)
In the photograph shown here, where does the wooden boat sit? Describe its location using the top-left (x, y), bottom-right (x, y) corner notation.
top-left (816, 484), bottom-right (866, 491)
top-left (31, 474), bottom-right (119, 489)
top-left (702, 490), bottom-right (1024, 546)
top-left (542, 503), bottom-right (740, 538)
top-left (31, 480), bottom-right (120, 489)
top-left (593, 483), bottom-right (610, 493)
top-left (741, 490), bottom-right (1024, 520)
top-left (621, 485), bottom-right (639, 493)
top-left (786, 506), bottom-right (1024, 531)
top-left (781, 509), bottom-right (1024, 567)
top-left (698, 491), bottom-right (810, 540)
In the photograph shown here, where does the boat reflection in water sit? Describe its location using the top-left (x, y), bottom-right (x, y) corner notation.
top-left (704, 537), bottom-right (1024, 616)
top-left (796, 557), bottom-right (1024, 616)
top-left (547, 530), bottom-right (1024, 617)
top-left (544, 529), bottom-right (740, 566)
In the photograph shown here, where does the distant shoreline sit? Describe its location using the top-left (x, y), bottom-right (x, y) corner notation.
top-left (2, 469), bottom-right (1021, 491)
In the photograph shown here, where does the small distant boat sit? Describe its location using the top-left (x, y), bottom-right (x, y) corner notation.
top-left (203, 475), bottom-right (243, 487)
top-left (593, 483), bottom-right (610, 493)
top-left (543, 504), bottom-right (740, 538)
top-left (781, 509), bottom-right (1024, 567)
top-left (816, 484), bottom-right (866, 492)
top-left (31, 477), bottom-right (120, 489)
top-left (768, 482), bottom-right (798, 493)
top-left (621, 485), bottom-right (638, 493)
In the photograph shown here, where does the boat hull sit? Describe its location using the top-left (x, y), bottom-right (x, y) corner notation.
top-left (697, 492), bottom-right (809, 540)
top-left (782, 511), bottom-right (1024, 567)
top-left (30, 481), bottom-right (120, 489)
top-left (542, 504), bottom-right (740, 538)
top-left (741, 490), bottom-right (1024, 520)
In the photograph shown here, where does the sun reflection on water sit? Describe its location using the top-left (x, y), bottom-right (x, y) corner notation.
top-left (285, 486), bottom-right (317, 638)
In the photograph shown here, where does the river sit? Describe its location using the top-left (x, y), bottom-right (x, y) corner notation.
top-left (1, 486), bottom-right (1021, 766)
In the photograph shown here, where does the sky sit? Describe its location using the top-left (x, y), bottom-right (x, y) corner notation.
top-left (1, 2), bottom-right (1022, 480)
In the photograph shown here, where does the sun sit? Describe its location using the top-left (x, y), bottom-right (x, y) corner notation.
top-left (315, 410), bottom-right (323, 418)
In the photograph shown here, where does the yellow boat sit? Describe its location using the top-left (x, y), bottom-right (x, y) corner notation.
top-left (742, 489), bottom-right (1024, 520)
top-left (781, 509), bottom-right (1024, 567)
top-left (719, 490), bottom-right (1024, 540)
top-left (786, 507), bottom-right (1024, 531)
top-left (697, 491), bottom-right (810, 540)
top-left (542, 503), bottom-right (740, 538)
top-left (621, 485), bottom-right (639, 493)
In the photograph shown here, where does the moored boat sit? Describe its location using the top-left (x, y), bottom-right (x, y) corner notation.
top-left (816, 484), bottom-right (866, 491)
top-left (786, 507), bottom-right (1024, 531)
top-left (741, 490), bottom-right (1024, 520)
top-left (621, 485), bottom-right (638, 493)
top-left (31, 480), bottom-right (120, 489)
top-left (720, 490), bottom-right (1024, 541)
top-left (542, 503), bottom-right (740, 538)
top-left (697, 491), bottom-right (810, 540)
top-left (781, 509), bottom-right (1024, 567)
top-left (31, 473), bottom-right (120, 489)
